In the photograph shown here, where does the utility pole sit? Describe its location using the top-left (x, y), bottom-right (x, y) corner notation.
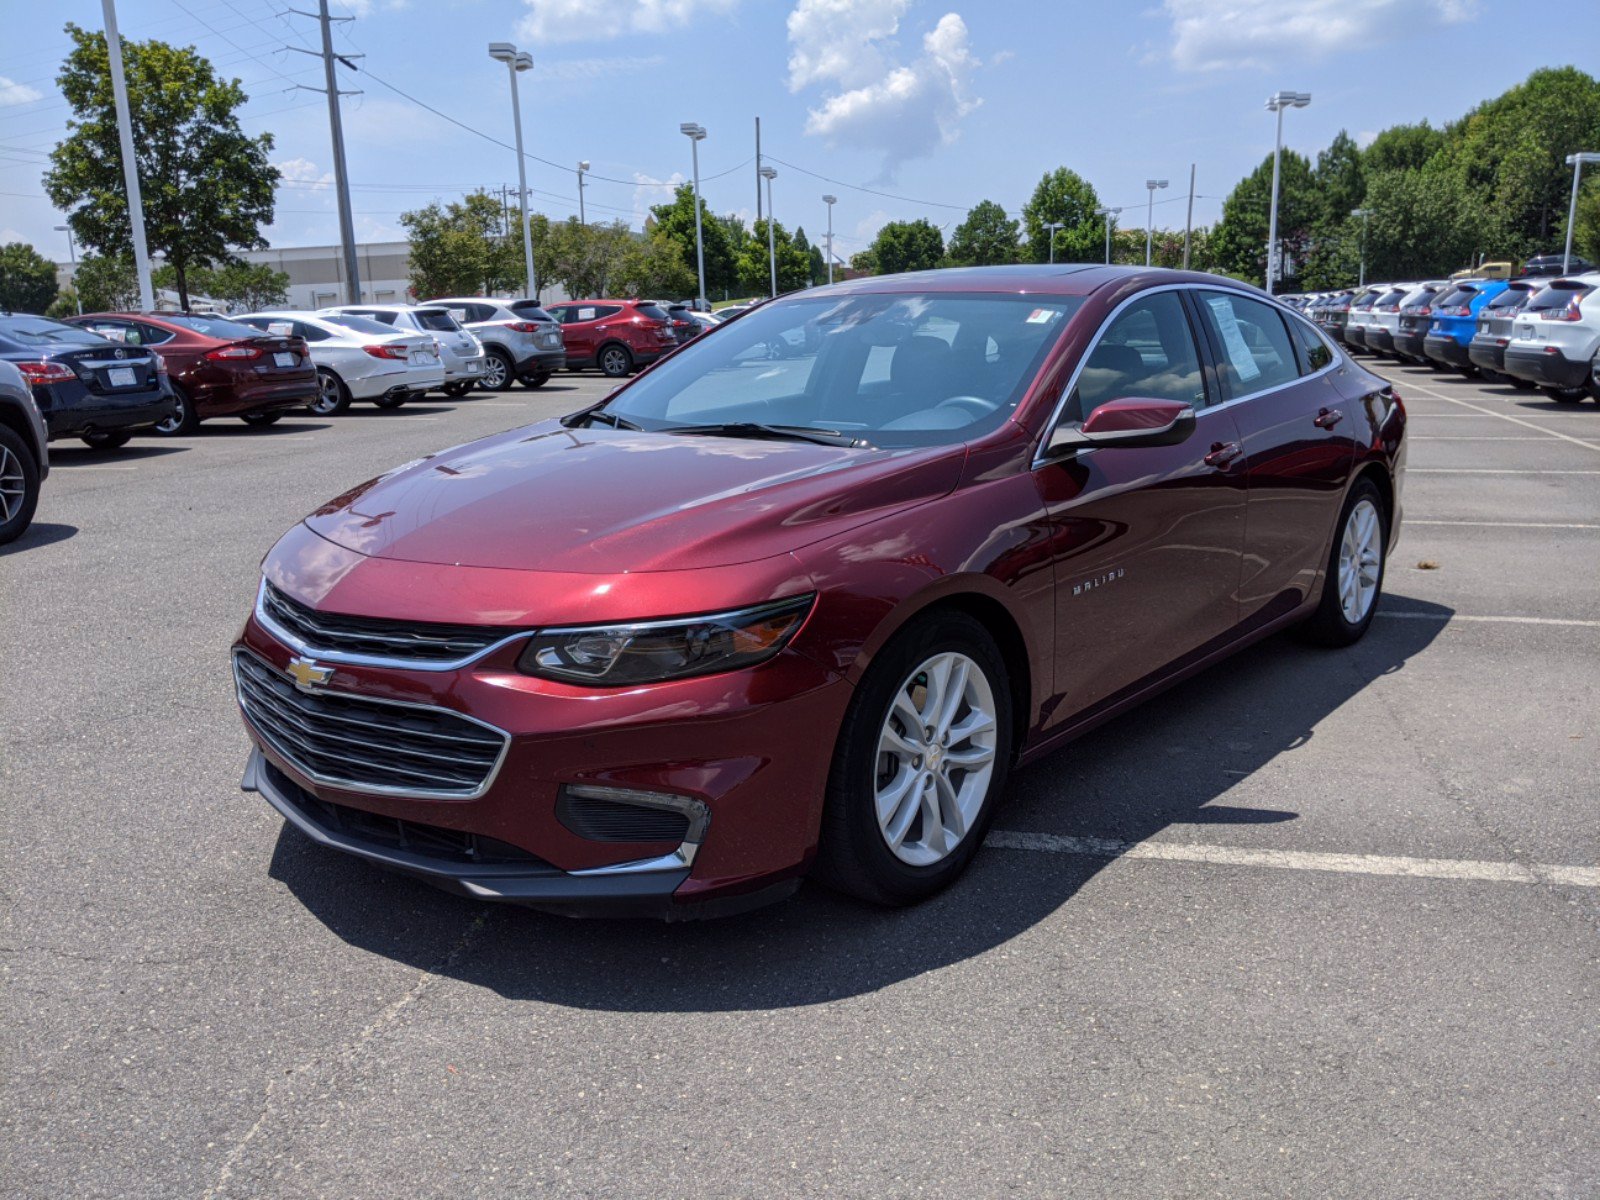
top-left (287, 3), bottom-right (363, 305)
top-left (823, 195), bottom-right (836, 285)
top-left (101, 0), bottom-right (154, 311)
top-left (754, 117), bottom-right (763, 234)
top-left (1183, 162), bottom-right (1196, 270)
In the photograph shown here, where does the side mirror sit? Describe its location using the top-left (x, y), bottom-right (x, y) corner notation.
top-left (1047, 397), bottom-right (1196, 456)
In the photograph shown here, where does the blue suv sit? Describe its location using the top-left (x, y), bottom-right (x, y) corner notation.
top-left (1423, 279), bottom-right (1509, 372)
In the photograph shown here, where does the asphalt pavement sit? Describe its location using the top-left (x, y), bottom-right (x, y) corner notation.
top-left (2, 361), bottom-right (1596, 1198)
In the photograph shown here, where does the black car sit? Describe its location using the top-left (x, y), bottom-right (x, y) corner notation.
top-left (1523, 253), bottom-right (1595, 278)
top-left (660, 302), bottom-right (701, 345)
top-left (0, 358), bottom-right (48, 544)
top-left (0, 314), bottom-right (175, 449)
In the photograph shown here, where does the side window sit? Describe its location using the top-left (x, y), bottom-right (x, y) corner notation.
top-left (137, 322), bottom-right (175, 345)
top-left (294, 322), bottom-right (331, 342)
top-left (592, 305), bottom-right (623, 321)
top-left (1065, 291), bottom-right (1205, 422)
top-left (1194, 291), bottom-right (1299, 397)
top-left (545, 306), bottom-right (572, 324)
top-left (84, 320), bottom-right (136, 344)
top-left (1288, 316), bottom-right (1332, 372)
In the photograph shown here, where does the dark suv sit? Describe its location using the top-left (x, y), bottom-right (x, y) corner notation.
top-left (0, 358), bottom-right (49, 544)
top-left (543, 300), bottom-right (679, 377)
top-left (1523, 254), bottom-right (1596, 278)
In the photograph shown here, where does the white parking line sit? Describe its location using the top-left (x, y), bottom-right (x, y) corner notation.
top-left (985, 830), bottom-right (1600, 887)
top-left (64, 465), bottom-right (138, 471)
top-left (1408, 435), bottom-right (1553, 441)
top-left (1408, 469), bottom-right (1600, 475)
top-left (1408, 520), bottom-right (1600, 529)
top-left (1376, 612), bottom-right (1600, 628)
top-left (1394, 379), bottom-right (1600, 451)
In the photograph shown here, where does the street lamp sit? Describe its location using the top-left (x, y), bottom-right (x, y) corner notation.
top-left (1352, 207), bottom-right (1370, 287)
top-left (1563, 152), bottom-right (1600, 274)
top-left (54, 224), bottom-right (82, 314)
top-left (759, 165), bottom-right (777, 297)
top-left (1094, 206), bottom-right (1121, 265)
top-left (823, 194), bottom-right (836, 284)
top-left (488, 43), bottom-right (538, 299)
top-left (1144, 180), bottom-right (1168, 266)
top-left (1043, 221), bottom-right (1063, 265)
top-left (577, 160), bottom-right (589, 224)
top-left (680, 124), bottom-right (707, 309)
top-left (1264, 90), bottom-right (1311, 295)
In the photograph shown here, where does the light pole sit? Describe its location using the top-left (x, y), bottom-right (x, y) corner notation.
top-left (759, 165), bottom-right (777, 297)
top-left (680, 124), bottom-right (707, 309)
top-left (823, 194), bottom-right (836, 284)
top-left (1264, 90), bottom-right (1311, 295)
top-left (1563, 152), bottom-right (1600, 274)
top-left (1094, 206), bottom-right (1120, 265)
top-left (54, 224), bottom-right (82, 314)
top-left (1144, 179), bottom-right (1168, 266)
top-left (1352, 207), bottom-right (1370, 287)
top-left (488, 43), bottom-right (538, 299)
top-left (1043, 221), bottom-right (1063, 264)
top-left (577, 160), bottom-right (589, 224)
top-left (102, 0), bottom-right (154, 311)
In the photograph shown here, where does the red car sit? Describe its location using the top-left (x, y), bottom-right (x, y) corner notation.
top-left (234, 265), bottom-right (1405, 918)
top-left (68, 312), bottom-right (317, 433)
top-left (542, 299), bottom-right (679, 377)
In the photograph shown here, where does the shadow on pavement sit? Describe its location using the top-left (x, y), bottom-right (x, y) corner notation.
top-left (343, 404), bottom-right (453, 418)
top-left (269, 597), bottom-right (1452, 1012)
top-left (49, 443), bottom-right (187, 464)
top-left (0, 521), bottom-right (78, 554)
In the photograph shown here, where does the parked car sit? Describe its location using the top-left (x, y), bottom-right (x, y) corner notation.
top-left (0, 358), bottom-right (48, 544)
top-left (1467, 280), bottom-right (1545, 385)
top-left (659, 302), bottom-right (701, 345)
top-left (1392, 282), bottom-right (1452, 362)
top-left (1363, 283), bottom-right (1417, 356)
top-left (1422, 279), bottom-right (1508, 372)
top-left (232, 264), bottom-right (1405, 919)
top-left (319, 304), bottom-right (486, 396)
top-left (1341, 286), bottom-right (1384, 352)
top-left (236, 312), bottom-right (446, 414)
top-left (1501, 272), bottom-right (1600, 401)
top-left (1311, 290), bottom-right (1354, 343)
top-left (66, 311), bottom-right (314, 434)
top-left (542, 299), bottom-right (678, 377)
top-left (429, 297), bottom-right (567, 391)
top-left (0, 314), bottom-right (174, 448)
top-left (1523, 253), bottom-right (1596, 278)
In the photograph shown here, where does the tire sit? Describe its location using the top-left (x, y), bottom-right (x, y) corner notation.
top-left (308, 367), bottom-right (352, 415)
top-left (480, 349), bottom-right (515, 391)
top-left (81, 431), bottom-right (132, 449)
top-left (1544, 386), bottom-right (1586, 404)
top-left (0, 424), bottom-right (40, 545)
top-left (443, 380), bottom-right (473, 398)
top-left (1510, 378), bottom-right (1536, 392)
top-left (811, 610), bottom-right (1014, 906)
top-left (521, 371), bottom-right (552, 389)
top-left (597, 343), bottom-right (633, 378)
top-left (1296, 477), bottom-right (1387, 648)
top-left (371, 391), bottom-right (407, 410)
top-left (241, 411), bottom-right (283, 427)
top-left (153, 385), bottom-right (198, 436)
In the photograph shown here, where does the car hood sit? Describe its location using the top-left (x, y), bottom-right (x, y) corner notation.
top-left (303, 420), bottom-right (966, 573)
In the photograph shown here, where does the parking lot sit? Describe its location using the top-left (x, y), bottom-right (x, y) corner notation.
top-left (2, 362), bottom-right (1596, 1196)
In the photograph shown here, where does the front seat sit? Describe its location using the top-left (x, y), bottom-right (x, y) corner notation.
top-left (881, 334), bottom-right (954, 421)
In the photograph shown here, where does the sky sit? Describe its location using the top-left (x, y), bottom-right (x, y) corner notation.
top-left (1, 0), bottom-right (1596, 266)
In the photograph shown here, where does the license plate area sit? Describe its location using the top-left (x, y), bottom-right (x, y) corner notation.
top-left (107, 366), bottom-right (137, 388)
top-left (273, 351), bottom-right (297, 367)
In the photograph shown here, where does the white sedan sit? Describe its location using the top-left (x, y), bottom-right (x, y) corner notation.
top-left (236, 312), bottom-right (446, 414)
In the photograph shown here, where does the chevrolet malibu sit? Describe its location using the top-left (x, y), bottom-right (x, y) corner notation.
top-left (234, 266), bottom-right (1406, 918)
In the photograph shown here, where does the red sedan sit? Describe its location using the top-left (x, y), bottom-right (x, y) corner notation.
top-left (69, 312), bottom-right (317, 433)
top-left (233, 266), bottom-right (1405, 918)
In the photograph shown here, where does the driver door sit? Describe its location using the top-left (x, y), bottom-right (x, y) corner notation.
top-left (1033, 288), bottom-right (1247, 729)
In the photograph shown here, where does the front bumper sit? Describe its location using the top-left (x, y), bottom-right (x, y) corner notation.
top-left (1422, 334), bottom-right (1472, 368)
top-left (1504, 345), bottom-right (1590, 389)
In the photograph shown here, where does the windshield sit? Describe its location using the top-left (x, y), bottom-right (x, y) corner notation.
top-left (596, 292), bottom-right (1084, 447)
top-left (0, 316), bottom-right (110, 346)
top-left (162, 313), bottom-right (266, 340)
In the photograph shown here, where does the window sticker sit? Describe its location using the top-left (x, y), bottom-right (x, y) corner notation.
top-left (1205, 295), bottom-right (1261, 382)
top-left (96, 325), bottom-right (128, 343)
top-left (578, 307), bottom-right (596, 321)
top-left (1025, 308), bottom-right (1058, 325)
top-left (267, 322), bottom-right (294, 337)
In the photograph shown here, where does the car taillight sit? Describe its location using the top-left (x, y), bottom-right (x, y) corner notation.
top-left (1440, 305), bottom-right (1470, 317)
top-left (505, 321), bottom-right (542, 333)
top-left (363, 344), bottom-right (410, 360)
top-left (16, 360), bottom-right (75, 385)
top-left (206, 344), bottom-right (263, 361)
top-left (1543, 298), bottom-right (1585, 321)
top-left (1379, 304), bottom-right (1398, 312)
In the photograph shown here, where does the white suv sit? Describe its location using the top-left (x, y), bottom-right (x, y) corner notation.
top-left (237, 311), bottom-right (446, 413)
top-left (1502, 273), bottom-right (1600, 401)
top-left (430, 298), bottom-right (567, 391)
top-left (319, 304), bottom-right (485, 396)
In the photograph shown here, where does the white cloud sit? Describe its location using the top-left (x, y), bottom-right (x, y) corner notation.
top-left (537, 54), bottom-right (665, 82)
top-left (0, 75), bottom-right (44, 107)
top-left (518, 0), bottom-right (740, 44)
top-left (632, 170), bottom-right (685, 227)
top-left (1162, 0), bottom-right (1479, 71)
top-left (788, 3), bottom-right (980, 181)
top-left (1356, 129), bottom-right (1379, 149)
top-left (275, 156), bottom-right (334, 191)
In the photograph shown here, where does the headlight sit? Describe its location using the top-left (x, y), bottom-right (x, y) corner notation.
top-left (517, 595), bottom-right (815, 685)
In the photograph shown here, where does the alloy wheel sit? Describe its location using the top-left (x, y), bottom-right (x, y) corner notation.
top-left (482, 354), bottom-right (508, 389)
top-left (873, 651), bottom-right (998, 867)
top-left (310, 371), bottom-right (341, 414)
top-left (601, 347), bottom-right (629, 376)
top-left (0, 444), bottom-right (23, 524)
top-left (1338, 497), bottom-right (1382, 624)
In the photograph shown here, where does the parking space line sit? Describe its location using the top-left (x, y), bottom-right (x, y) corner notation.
top-left (1408, 436), bottom-right (1550, 440)
top-left (1376, 612), bottom-right (1600, 628)
top-left (1408, 468), bottom-right (1600, 475)
top-left (63, 465), bottom-right (139, 471)
top-left (1393, 379), bottom-right (1600, 451)
top-left (1408, 519), bottom-right (1600, 529)
top-left (985, 830), bottom-right (1600, 887)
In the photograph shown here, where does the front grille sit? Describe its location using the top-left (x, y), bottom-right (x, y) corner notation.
top-left (263, 760), bottom-right (551, 867)
top-left (235, 651), bottom-right (508, 798)
top-left (262, 581), bottom-right (520, 663)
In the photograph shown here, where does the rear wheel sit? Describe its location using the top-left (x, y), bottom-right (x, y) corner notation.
top-left (480, 349), bottom-right (514, 391)
top-left (0, 425), bottom-right (40, 545)
top-left (1545, 386), bottom-right (1586, 403)
top-left (1297, 478), bottom-right (1387, 648)
top-left (154, 385), bottom-right (198, 436)
top-left (241, 411), bottom-right (283, 427)
top-left (598, 343), bottom-right (633, 378)
top-left (443, 380), bottom-right (474, 398)
top-left (308, 367), bottom-right (351, 415)
top-left (80, 430), bottom-right (132, 449)
top-left (521, 371), bottom-right (552, 389)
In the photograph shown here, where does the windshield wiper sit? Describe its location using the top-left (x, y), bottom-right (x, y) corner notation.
top-left (661, 421), bottom-right (868, 448)
top-left (581, 408), bottom-right (643, 431)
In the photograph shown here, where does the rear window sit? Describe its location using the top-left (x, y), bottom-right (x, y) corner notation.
top-left (161, 314), bottom-right (265, 340)
top-left (509, 301), bottom-right (553, 321)
top-left (1486, 286), bottom-right (1533, 310)
top-left (0, 316), bottom-right (110, 346)
top-left (413, 309), bottom-right (462, 332)
top-left (1433, 287), bottom-right (1476, 309)
top-left (1525, 282), bottom-right (1594, 311)
top-left (1374, 289), bottom-right (1409, 307)
top-left (322, 313), bottom-right (398, 336)
top-left (635, 303), bottom-right (670, 322)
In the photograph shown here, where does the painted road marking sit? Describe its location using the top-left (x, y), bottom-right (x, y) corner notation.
top-left (1409, 435), bottom-right (1554, 441)
top-left (1408, 520), bottom-right (1600, 529)
top-left (1376, 611), bottom-right (1600, 628)
top-left (1392, 379), bottom-right (1600, 451)
top-left (985, 830), bottom-right (1600, 888)
top-left (1408, 469), bottom-right (1600, 475)
top-left (63, 465), bottom-right (138, 471)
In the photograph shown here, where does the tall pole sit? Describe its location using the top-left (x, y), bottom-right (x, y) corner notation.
top-left (1267, 102), bottom-right (1284, 295)
top-left (317, 0), bottom-right (361, 304)
top-left (56, 225), bottom-right (82, 313)
top-left (1043, 221), bottom-right (1062, 264)
top-left (1562, 154), bottom-right (1600, 274)
top-left (101, 0), bottom-right (154, 311)
top-left (577, 161), bottom-right (588, 224)
top-left (1094, 207), bottom-right (1119, 265)
top-left (754, 117), bottom-right (763, 233)
top-left (1353, 208), bottom-right (1369, 287)
top-left (681, 125), bottom-right (707, 308)
top-left (508, 54), bottom-right (537, 298)
top-left (1183, 162), bottom-right (1196, 269)
top-left (824, 194), bottom-right (836, 284)
top-left (760, 167), bottom-right (777, 297)
top-left (1144, 180), bottom-right (1167, 266)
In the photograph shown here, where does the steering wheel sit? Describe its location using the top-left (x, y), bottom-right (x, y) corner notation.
top-left (935, 395), bottom-right (999, 418)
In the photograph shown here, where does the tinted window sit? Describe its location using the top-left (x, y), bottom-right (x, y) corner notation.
top-left (80, 319), bottom-right (142, 344)
top-left (412, 309), bottom-right (462, 332)
top-left (1487, 285), bottom-right (1535, 310)
top-left (294, 321), bottom-right (331, 342)
top-left (1288, 315), bottom-right (1333, 372)
top-left (1525, 282), bottom-right (1594, 311)
top-left (1373, 289), bottom-right (1409, 309)
top-left (161, 314), bottom-right (264, 339)
top-left (509, 300), bottom-right (552, 320)
top-left (1069, 292), bottom-right (1205, 419)
top-left (1195, 291), bottom-right (1299, 396)
top-left (0, 316), bottom-right (110, 346)
top-left (322, 312), bottom-right (399, 336)
top-left (1433, 286), bottom-right (1476, 309)
top-left (635, 304), bottom-right (671, 322)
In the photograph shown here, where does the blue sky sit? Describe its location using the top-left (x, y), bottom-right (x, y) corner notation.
top-left (1, 0), bottom-right (1595, 264)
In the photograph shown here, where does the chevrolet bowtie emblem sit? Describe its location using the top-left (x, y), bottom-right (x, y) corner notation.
top-left (286, 656), bottom-right (334, 692)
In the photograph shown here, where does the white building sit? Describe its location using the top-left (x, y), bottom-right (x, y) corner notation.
top-left (240, 241), bottom-right (414, 309)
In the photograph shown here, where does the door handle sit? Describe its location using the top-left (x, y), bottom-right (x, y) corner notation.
top-left (1314, 407), bottom-right (1344, 429)
top-left (1204, 440), bottom-right (1242, 469)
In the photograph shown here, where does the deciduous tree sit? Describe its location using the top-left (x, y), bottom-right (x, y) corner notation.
top-left (0, 243), bottom-right (59, 313)
top-left (401, 191), bottom-right (525, 299)
top-left (1020, 168), bottom-right (1102, 263)
top-left (649, 184), bottom-right (738, 297)
top-left (948, 200), bottom-right (1020, 266)
top-left (1211, 150), bottom-right (1317, 288)
top-left (868, 219), bottom-right (944, 275)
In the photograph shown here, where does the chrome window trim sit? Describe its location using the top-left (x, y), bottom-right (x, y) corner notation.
top-left (254, 578), bottom-right (533, 671)
top-left (1032, 282), bottom-right (1340, 469)
top-left (232, 648), bottom-right (512, 800)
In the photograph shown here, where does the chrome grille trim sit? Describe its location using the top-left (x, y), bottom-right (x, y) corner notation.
top-left (233, 649), bottom-right (510, 799)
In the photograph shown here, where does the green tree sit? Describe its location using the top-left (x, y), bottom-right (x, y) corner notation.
top-left (1020, 168), bottom-right (1103, 263)
top-left (849, 248), bottom-right (879, 275)
top-left (70, 253), bottom-right (140, 311)
top-left (869, 219), bottom-right (945, 275)
top-left (618, 229), bottom-right (697, 298)
top-left (793, 226), bottom-right (826, 284)
top-left (537, 218), bottom-right (633, 298)
top-left (1567, 175), bottom-right (1600, 263)
top-left (1361, 166), bottom-right (1488, 280)
top-left (205, 260), bottom-right (290, 310)
top-left (948, 200), bottom-right (1020, 265)
top-left (649, 184), bottom-right (738, 297)
top-left (0, 242), bottom-right (59, 313)
top-left (401, 191), bottom-right (524, 299)
top-left (1363, 122), bottom-right (1446, 174)
top-left (1314, 130), bottom-right (1367, 228)
top-left (44, 23), bottom-right (277, 311)
top-left (736, 219), bottom-right (811, 293)
top-left (1211, 149), bottom-right (1318, 288)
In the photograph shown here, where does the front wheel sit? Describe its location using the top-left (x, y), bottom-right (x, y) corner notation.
top-left (1297, 478), bottom-right (1387, 647)
top-left (811, 611), bottom-right (1013, 906)
top-left (598, 344), bottom-right (633, 378)
top-left (308, 368), bottom-right (351, 415)
top-left (81, 431), bottom-right (132, 449)
top-left (480, 350), bottom-right (514, 391)
top-left (0, 425), bottom-right (40, 545)
top-left (241, 411), bottom-right (283, 427)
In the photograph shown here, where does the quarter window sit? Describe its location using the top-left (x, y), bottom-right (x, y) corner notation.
top-left (1064, 291), bottom-right (1205, 423)
top-left (1194, 291), bottom-right (1299, 398)
top-left (1287, 315), bottom-right (1333, 372)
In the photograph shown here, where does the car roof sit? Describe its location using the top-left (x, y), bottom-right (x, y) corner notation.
top-left (794, 263), bottom-right (1263, 300)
